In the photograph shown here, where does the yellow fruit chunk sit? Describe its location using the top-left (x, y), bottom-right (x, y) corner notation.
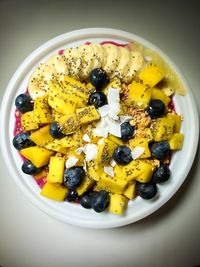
top-left (76, 176), bottom-right (94, 196)
top-left (34, 169), bottom-right (47, 180)
top-left (153, 117), bottom-right (174, 141)
top-left (48, 81), bottom-right (76, 115)
top-left (21, 111), bottom-right (39, 131)
top-left (76, 106), bottom-right (100, 125)
top-left (40, 182), bottom-right (68, 201)
top-left (166, 113), bottom-right (182, 133)
top-left (145, 128), bottom-right (154, 142)
top-left (151, 87), bottom-right (170, 106)
top-left (123, 181), bottom-right (136, 199)
top-left (168, 133), bottom-right (184, 150)
top-left (58, 114), bottom-right (79, 135)
top-left (108, 194), bottom-right (128, 215)
top-left (108, 134), bottom-right (123, 145)
top-left (30, 125), bottom-right (54, 146)
top-left (20, 147), bottom-right (53, 168)
top-left (139, 64), bottom-right (166, 87)
top-left (129, 137), bottom-right (151, 158)
top-left (34, 95), bottom-right (53, 124)
top-left (45, 139), bottom-right (68, 154)
top-left (87, 160), bottom-right (103, 181)
top-left (96, 139), bottom-right (117, 165)
top-left (128, 81), bottom-right (152, 108)
top-left (67, 148), bottom-right (85, 166)
top-left (85, 82), bottom-right (95, 94)
top-left (64, 76), bottom-right (88, 94)
top-left (104, 77), bottom-right (121, 95)
top-left (60, 136), bottom-right (78, 148)
top-left (47, 156), bottom-right (65, 183)
top-left (95, 172), bottom-right (127, 194)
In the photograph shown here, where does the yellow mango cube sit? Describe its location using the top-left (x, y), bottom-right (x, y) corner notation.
top-left (45, 139), bottom-right (68, 154)
top-left (168, 133), bottom-right (184, 150)
top-left (108, 194), bottom-right (128, 215)
top-left (166, 113), bottom-right (182, 133)
top-left (30, 125), bottom-right (54, 146)
top-left (34, 96), bottom-right (53, 124)
top-left (40, 182), bottom-right (68, 201)
top-left (87, 160), bottom-right (103, 181)
top-left (129, 137), bottom-right (151, 158)
top-left (96, 139), bottom-right (117, 165)
top-left (153, 117), bottom-right (174, 141)
top-left (76, 106), bottom-right (100, 125)
top-left (20, 146), bottom-right (53, 168)
top-left (108, 134), bottom-right (123, 145)
top-left (21, 111), bottom-right (39, 131)
top-left (128, 81), bottom-right (151, 108)
top-left (76, 176), bottom-right (94, 196)
top-left (139, 64), bottom-right (166, 87)
top-left (58, 114), bottom-right (79, 135)
top-left (151, 87), bottom-right (170, 106)
top-left (47, 156), bottom-right (65, 183)
top-left (123, 181), bottom-right (136, 200)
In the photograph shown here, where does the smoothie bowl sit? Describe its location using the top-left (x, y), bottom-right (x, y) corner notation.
top-left (0, 28), bottom-right (199, 228)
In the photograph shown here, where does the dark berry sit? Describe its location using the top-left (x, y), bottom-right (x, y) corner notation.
top-left (136, 182), bottom-right (157, 200)
top-left (152, 164), bottom-right (170, 183)
top-left (63, 167), bottom-right (85, 190)
top-left (92, 190), bottom-right (110, 213)
top-left (89, 68), bottom-right (109, 90)
top-left (50, 122), bottom-right (65, 139)
top-left (66, 190), bottom-right (78, 202)
top-left (13, 132), bottom-right (35, 150)
top-left (15, 94), bottom-right (33, 114)
top-left (88, 92), bottom-right (108, 108)
top-left (113, 145), bottom-right (133, 165)
top-left (80, 191), bottom-right (98, 209)
top-left (121, 122), bottom-right (135, 141)
top-left (150, 141), bottom-right (170, 160)
top-left (22, 160), bottom-right (41, 175)
top-left (146, 99), bottom-right (166, 118)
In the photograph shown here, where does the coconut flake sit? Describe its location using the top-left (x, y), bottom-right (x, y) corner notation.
top-left (75, 147), bottom-right (84, 155)
top-left (106, 118), bottom-right (121, 138)
top-left (65, 156), bottom-right (79, 168)
top-left (83, 133), bottom-right (91, 143)
top-left (110, 159), bottom-right (117, 167)
top-left (98, 105), bottom-right (110, 117)
top-left (131, 146), bottom-right (145, 160)
top-left (96, 117), bottom-right (107, 128)
top-left (93, 127), bottom-right (109, 138)
top-left (83, 160), bottom-right (87, 171)
top-left (83, 144), bottom-right (98, 161)
top-left (108, 103), bottom-right (120, 120)
top-left (120, 115), bottom-right (134, 124)
top-left (98, 138), bottom-right (105, 145)
top-left (108, 88), bottom-right (120, 104)
top-left (104, 166), bottom-right (114, 177)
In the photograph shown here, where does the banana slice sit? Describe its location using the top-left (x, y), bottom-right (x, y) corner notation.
top-left (28, 63), bottom-right (56, 99)
top-left (78, 44), bottom-right (95, 79)
top-left (91, 43), bottom-right (106, 69)
top-left (63, 47), bottom-right (81, 79)
top-left (46, 54), bottom-right (69, 79)
top-left (123, 51), bottom-right (144, 83)
top-left (112, 46), bottom-right (130, 79)
top-left (102, 44), bottom-right (120, 76)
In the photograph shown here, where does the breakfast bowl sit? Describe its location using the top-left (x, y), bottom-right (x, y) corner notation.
top-left (0, 28), bottom-right (199, 228)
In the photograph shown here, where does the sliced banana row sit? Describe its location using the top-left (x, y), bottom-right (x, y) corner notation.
top-left (28, 43), bottom-right (144, 99)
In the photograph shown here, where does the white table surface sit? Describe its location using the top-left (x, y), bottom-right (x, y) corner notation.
top-left (0, 1), bottom-right (200, 267)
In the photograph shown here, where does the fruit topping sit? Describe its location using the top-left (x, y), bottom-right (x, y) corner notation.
top-left (89, 68), bottom-right (109, 90)
top-left (113, 145), bottom-right (133, 165)
top-left (88, 92), bottom-right (108, 108)
top-left (146, 99), bottom-right (166, 118)
top-left (49, 122), bottom-right (65, 139)
top-left (152, 164), bottom-right (170, 183)
top-left (136, 182), bottom-right (157, 199)
top-left (15, 94), bottom-right (33, 113)
top-left (22, 160), bottom-right (41, 175)
top-left (66, 190), bottom-right (79, 202)
top-left (150, 141), bottom-right (170, 160)
top-left (80, 192), bottom-right (97, 209)
top-left (92, 190), bottom-right (110, 213)
top-left (13, 132), bottom-right (35, 150)
top-left (64, 167), bottom-right (85, 190)
top-left (120, 122), bottom-right (135, 141)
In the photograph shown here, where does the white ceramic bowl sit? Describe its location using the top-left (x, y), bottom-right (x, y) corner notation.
top-left (0, 28), bottom-right (199, 228)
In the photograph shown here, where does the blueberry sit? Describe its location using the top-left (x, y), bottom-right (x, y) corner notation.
top-left (13, 132), bottom-right (35, 150)
top-left (146, 99), bottom-right (166, 118)
top-left (88, 92), bottom-right (108, 108)
top-left (136, 182), bottom-right (157, 200)
top-left (63, 167), bottom-right (85, 190)
top-left (89, 68), bottom-right (109, 90)
top-left (92, 190), bottom-right (110, 213)
top-left (121, 122), bottom-right (135, 141)
top-left (15, 94), bottom-right (33, 114)
top-left (113, 145), bottom-right (133, 165)
top-left (150, 141), bottom-right (170, 160)
top-left (152, 164), bottom-right (170, 183)
top-left (22, 160), bottom-right (41, 175)
top-left (66, 190), bottom-right (78, 202)
top-left (50, 122), bottom-right (65, 139)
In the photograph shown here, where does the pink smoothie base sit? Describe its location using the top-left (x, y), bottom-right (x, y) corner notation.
top-left (13, 41), bottom-right (175, 190)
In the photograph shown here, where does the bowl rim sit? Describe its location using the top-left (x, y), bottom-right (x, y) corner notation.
top-left (0, 28), bottom-right (199, 228)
